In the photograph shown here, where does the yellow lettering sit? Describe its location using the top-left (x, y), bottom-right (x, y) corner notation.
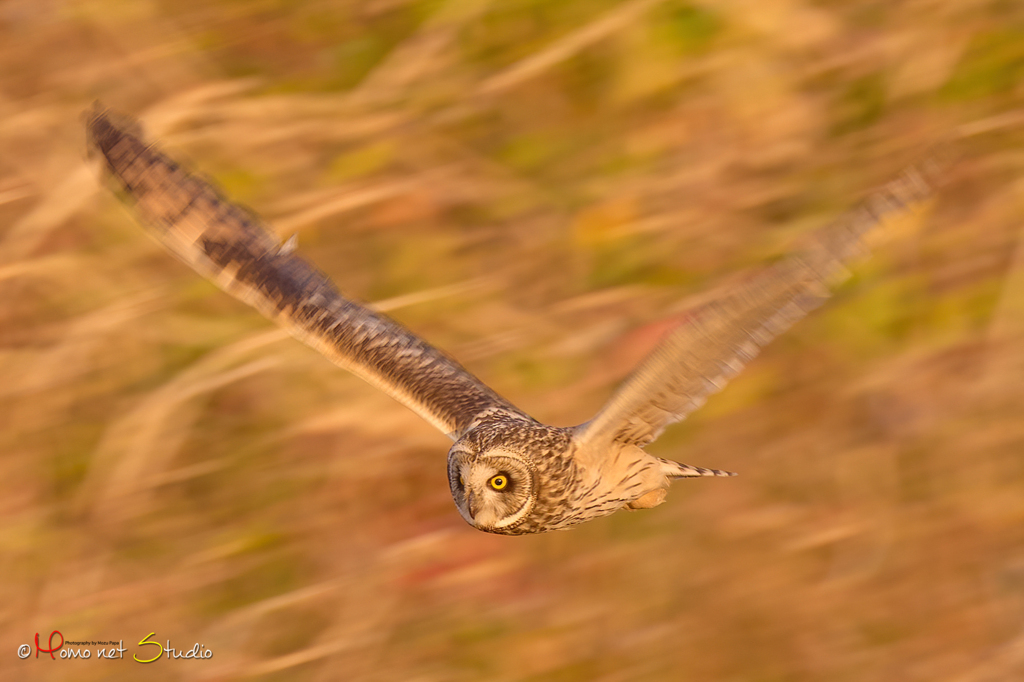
top-left (133, 632), bottom-right (163, 664)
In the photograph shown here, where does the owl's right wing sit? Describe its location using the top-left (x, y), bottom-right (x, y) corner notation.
top-left (573, 158), bottom-right (945, 452)
top-left (88, 108), bottom-right (524, 440)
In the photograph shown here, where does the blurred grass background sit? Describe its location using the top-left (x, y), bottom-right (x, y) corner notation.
top-left (2, 0), bottom-right (1024, 680)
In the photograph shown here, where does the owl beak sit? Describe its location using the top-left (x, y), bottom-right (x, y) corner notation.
top-left (466, 492), bottom-right (480, 520)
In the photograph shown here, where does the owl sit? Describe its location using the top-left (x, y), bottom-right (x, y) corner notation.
top-left (87, 107), bottom-right (941, 535)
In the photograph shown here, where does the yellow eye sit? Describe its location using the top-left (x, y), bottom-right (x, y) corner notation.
top-left (489, 474), bottom-right (508, 490)
top-left (458, 476), bottom-right (465, 487)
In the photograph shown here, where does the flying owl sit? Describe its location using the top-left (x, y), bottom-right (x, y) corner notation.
top-left (86, 108), bottom-right (940, 535)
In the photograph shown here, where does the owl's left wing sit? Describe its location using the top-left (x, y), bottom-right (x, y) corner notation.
top-left (574, 159), bottom-right (944, 451)
top-left (87, 108), bottom-right (524, 440)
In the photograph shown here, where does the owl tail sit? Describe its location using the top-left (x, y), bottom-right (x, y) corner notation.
top-left (660, 458), bottom-right (736, 479)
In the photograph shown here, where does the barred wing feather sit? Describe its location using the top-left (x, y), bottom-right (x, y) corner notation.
top-left (87, 108), bottom-right (523, 440)
top-left (575, 161), bottom-right (942, 450)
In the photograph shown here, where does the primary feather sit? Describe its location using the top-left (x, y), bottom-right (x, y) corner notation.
top-left (87, 107), bottom-right (521, 440)
top-left (573, 162), bottom-right (941, 453)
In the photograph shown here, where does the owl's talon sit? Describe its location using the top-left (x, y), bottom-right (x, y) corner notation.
top-left (626, 488), bottom-right (668, 510)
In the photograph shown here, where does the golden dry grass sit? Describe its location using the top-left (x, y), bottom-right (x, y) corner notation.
top-left (2, 0), bottom-right (1024, 680)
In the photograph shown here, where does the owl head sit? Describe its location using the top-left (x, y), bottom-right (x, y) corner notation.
top-left (447, 445), bottom-right (537, 534)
